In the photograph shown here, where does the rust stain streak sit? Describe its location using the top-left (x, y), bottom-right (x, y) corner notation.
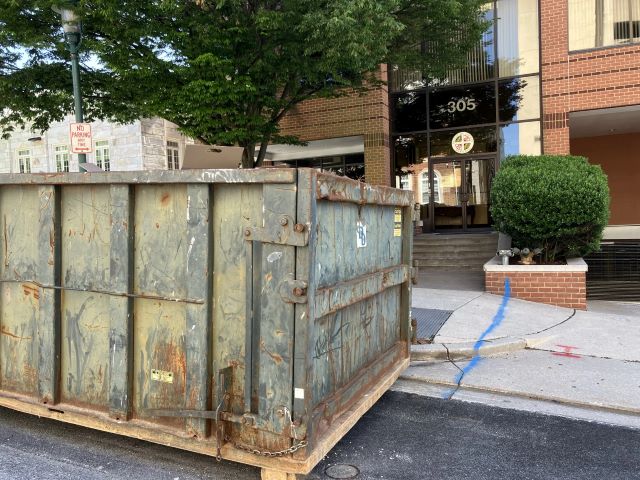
top-left (22, 284), bottom-right (40, 300)
top-left (260, 339), bottom-right (283, 364)
top-left (1, 326), bottom-right (32, 340)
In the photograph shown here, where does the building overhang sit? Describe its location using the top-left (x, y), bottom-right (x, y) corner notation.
top-left (261, 136), bottom-right (364, 162)
top-left (570, 105), bottom-right (640, 138)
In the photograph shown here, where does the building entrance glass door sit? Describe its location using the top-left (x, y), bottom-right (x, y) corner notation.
top-left (430, 156), bottom-right (494, 231)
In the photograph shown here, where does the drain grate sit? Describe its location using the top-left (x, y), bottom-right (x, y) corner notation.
top-left (412, 308), bottom-right (453, 340)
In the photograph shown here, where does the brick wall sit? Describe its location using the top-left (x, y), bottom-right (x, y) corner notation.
top-left (278, 67), bottom-right (390, 186)
top-left (486, 271), bottom-right (586, 310)
top-left (540, 0), bottom-right (640, 154)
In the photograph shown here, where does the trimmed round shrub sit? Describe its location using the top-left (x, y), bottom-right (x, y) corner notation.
top-left (491, 155), bottom-right (609, 263)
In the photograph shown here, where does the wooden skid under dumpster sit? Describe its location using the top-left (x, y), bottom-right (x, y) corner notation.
top-left (0, 168), bottom-right (413, 477)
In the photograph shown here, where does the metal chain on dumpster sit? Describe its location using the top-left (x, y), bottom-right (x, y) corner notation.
top-left (225, 435), bottom-right (308, 457)
top-left (224, 406), bottom-right (307, 458)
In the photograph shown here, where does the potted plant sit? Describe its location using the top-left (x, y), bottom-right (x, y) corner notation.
top-left (485, 155), bottom-right (609, 309)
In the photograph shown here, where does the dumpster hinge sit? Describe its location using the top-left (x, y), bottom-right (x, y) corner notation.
top-left (243, 218), bottom-right (309, 247)
top-left (279, 278), bottom-right (308, 304)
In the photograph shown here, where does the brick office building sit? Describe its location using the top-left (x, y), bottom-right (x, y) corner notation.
top-left (273, 0), bottom-right (639, 297)
top-left (276, 0), bottom-right (640, 229)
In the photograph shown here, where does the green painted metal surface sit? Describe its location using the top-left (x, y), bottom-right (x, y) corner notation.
top-left (0, 168), bottom-right (413, 463)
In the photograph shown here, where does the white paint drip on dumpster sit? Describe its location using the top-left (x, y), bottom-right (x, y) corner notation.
top-left (267, 251), bottom-right (283, 263)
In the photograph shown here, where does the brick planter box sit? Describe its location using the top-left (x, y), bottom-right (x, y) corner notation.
top-left (484, 257), bottom-right (588, 310)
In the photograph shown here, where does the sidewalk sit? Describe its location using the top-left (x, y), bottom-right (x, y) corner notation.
top-left (397, 271), bottom-right (640, 428)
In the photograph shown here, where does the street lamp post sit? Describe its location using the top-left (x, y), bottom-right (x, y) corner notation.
top-left (58, 5), bottom-right (86, 165)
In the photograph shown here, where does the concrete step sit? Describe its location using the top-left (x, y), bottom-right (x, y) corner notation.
top-left (413, 236), bottom-right (498, 247)
top-left (413, 246), bottom-right (497, 254)
top-left (412, 234), bottom-right (498, 271)
top-left (415, 260), bottom-right (486, 269)
top-left (413, 252), bottom-right (495, 262)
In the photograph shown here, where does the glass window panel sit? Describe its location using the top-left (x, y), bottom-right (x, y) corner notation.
top-left (498, 76), bottom-right (540, 122)
top-left (499, 121), bottom-right (542, 159)
top-left (394, 136), bottom-right (416, 172)
top-left (497, 0), bottom-right (540, 77)
top-left (436, 4), bottom-right (495, 86)
top-left (393, 134), bottom-right (428, 175)
top-left (569, 0), bottom-right (639, 51)
top-left (389, 66), bottom-right (427, 93)
top-left (430, 126), bottom-right (497, 157)
top-left (392, 91), bottom-right (427, 133)
top-left (429, 82), bottom-right (496, 129)
top-left (420, 170), bottom-right (442, 204)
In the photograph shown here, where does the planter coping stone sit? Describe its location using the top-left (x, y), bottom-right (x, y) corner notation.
top-left (483, 256), bottom-right (588, 272)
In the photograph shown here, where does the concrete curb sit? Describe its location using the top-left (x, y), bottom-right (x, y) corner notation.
top-left (395, 377), bottom-right (640, 418)
top-left (411, 337), bottom-right (526, 361)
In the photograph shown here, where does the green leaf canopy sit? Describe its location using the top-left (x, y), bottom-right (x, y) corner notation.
top-left (0, 0), bottom-right (487, 166)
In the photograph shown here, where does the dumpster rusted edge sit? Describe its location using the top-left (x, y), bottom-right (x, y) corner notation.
top-left (0, 169), bottom-right (296, 185)
top-left (315, 172), bottom-right (414, 206)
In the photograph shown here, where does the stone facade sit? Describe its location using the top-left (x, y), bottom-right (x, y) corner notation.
top-left (0, 116), bottom-right (193, 173)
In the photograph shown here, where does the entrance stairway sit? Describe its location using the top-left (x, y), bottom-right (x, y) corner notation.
top-left (413, 232), bottom-right (498, 271)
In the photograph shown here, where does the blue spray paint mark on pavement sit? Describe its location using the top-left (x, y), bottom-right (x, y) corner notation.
top-left (443, 278), bottom-right (511, 399)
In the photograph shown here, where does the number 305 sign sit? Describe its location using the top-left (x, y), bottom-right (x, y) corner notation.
top-left (447, 97), bottom-right (477, 113)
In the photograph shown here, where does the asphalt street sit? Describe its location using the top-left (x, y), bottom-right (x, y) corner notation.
top-left (1, 391), bottom-right (639, 480)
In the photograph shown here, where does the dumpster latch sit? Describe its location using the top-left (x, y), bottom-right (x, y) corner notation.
top-left (280, 278), bottom-right (308, 304)
top-left (243, 219), bottom-right (309, 247)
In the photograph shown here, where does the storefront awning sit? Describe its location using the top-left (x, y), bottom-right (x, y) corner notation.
top-left (261, 136), bottom-right (364, 161)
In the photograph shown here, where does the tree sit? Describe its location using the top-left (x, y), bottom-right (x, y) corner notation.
top-left (0, 0), bottom-right (488, 167)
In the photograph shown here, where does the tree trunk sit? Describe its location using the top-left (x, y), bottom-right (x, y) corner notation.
top-left (254, 139), bottom-right (270, 168)
top-left (242, 143), bottom-right (256, 169)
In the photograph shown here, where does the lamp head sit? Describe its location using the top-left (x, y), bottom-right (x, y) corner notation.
top-left (60, 9), bottom-right (81, 34)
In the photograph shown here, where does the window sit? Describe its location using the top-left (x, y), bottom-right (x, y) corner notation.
top-left (95, 140), bottom-right (110, 171)
top-left (282, 154), bottom-right (366, 182)
top-left (569, 0), bottom-right (640, 51)
top-left (421, 171), bottom-right (442, 204)
top-left (167, 141), bottom-right (180, 170)
top-left (17, 149), bottom-right (31, 173)
top-left (497, 0), bottom-right (540, 76)
top-left (399, 175), bottom-right (411, 190)
top-left (499, 121), bottom-right (542, 158)
top-left (55, 145), bottom-right (70, 172)
top-left (389, 2), bottom-right (496, 91)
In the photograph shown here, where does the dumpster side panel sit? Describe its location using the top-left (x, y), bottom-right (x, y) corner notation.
top-left (212, 183), bottom-right (263, 418)
top-left (252, 183), bottom-right (297, 446)
top-left (306, 173), bottom-right (413, 448)
top-left (312, 202), bottom-right (405, 403)
top-left (60, 186), bottom-right (112, 409)
top-left (131, 185), bottom-right (195, 432)
top-left (0, 186), bottom-right (45, 397)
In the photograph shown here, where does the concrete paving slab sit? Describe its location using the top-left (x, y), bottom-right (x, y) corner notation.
top-left (415, 269), bottom-right (485, 291)
top-left (434, 293), bottom-right (573, 343)
top-left (405, 350), bottom-right (640, 414)
top-left (412, 287), bottom-right (482, 311)
top-left (588, 300), bottom-right (640, 317)
top-left (527, 310), bottom-right (640, 362)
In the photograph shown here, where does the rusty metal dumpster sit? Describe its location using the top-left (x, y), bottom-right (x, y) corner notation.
top-left (0, 168), bottom-right (413, 478)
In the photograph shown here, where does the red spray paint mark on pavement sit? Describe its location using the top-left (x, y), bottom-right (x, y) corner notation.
top-left (552, 345), bottom-right (581, 358)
